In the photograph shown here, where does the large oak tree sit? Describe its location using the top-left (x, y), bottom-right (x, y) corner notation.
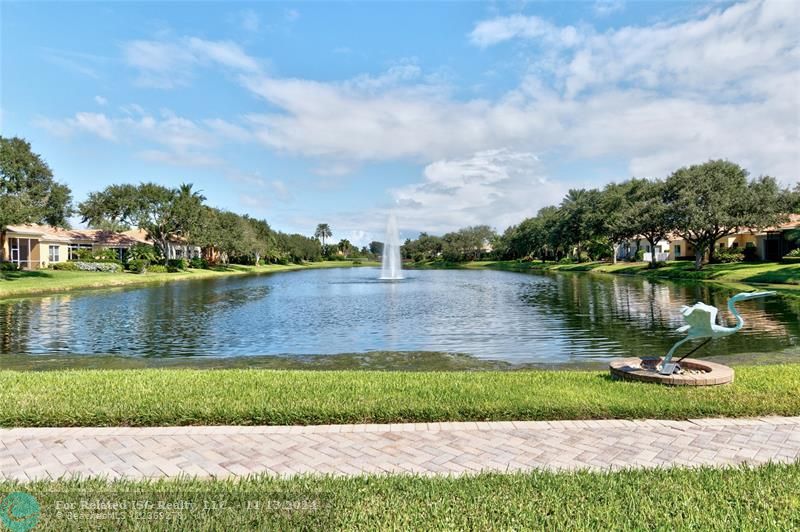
top-left (78, 182), bottom-right (205, 258)
top-left (665, 160), bottom-right (787, 270)
top-left (0, 136), bottom-right (73, 229)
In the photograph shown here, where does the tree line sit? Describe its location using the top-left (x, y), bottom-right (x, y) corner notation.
top-left (1, 137), bottom-right (323, 265)
top-left (3, 137), bottom-right (798, 270)
top-left (403, 160), bottom-right (799, 270)
top-left (78, 182), bottom-right (326, 264)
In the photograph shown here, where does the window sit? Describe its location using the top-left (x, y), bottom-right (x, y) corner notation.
top-left (68, 244), bottom-right (93, 260)
top-left (106, 247), bottom-right (126, 261)
top-left (732, 242), bottom-right (739, 248)
top-left (49, 245), bottom-right (60, 262)
top-left (674, 245), bottom-right (681, 256)
top-left (719, 243), bottom-right (725, 250)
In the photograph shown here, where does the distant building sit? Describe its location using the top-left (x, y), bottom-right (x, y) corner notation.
top-left (0, 224), bottom-right (200, 269)
top-left (616, 214), bottom-right (800, 262)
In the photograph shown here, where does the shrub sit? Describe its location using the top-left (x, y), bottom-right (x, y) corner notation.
top-left (128, 243), bottom-right (158, 263)
top-left (712, 248), bottom-right (744, 263)
top-left (148, 265), bottom-right (168, 273)
top-left (558, 257), bottom-right (574, 265)
top-left (127, 259), bottom-right (149, 274)
top-left (72, 248), bottom-right (122, 264)
top-left (166, 259), bottom-right (188, 272)
top-left (0, 262), bottom-right (19, 272)
top-left (94, 248), bottom-right (122, 263)
top-left (189, 258), bottom-right (209, 269)
top-left (783, 248), bottom-right (800, 263)
top-left (743, 245), bottom-right (759, 262)
top-left (57, 261), bottom-right (123, 272)
top-left (634, 249), bottom-right (645, 262)
top-left (73, 249), bottom-right (95, 261)
top-left (51, 262), bottom-right (79, 271)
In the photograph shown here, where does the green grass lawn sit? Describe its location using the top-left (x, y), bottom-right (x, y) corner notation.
top-left (3, 464), bottom-right (798, 530)
top-left (1, 365), bottom-right (798, 427)
top-left (0, 260), bottom-right (379, 300)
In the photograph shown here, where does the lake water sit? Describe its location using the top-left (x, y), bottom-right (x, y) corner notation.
top-left (0, 268), bottom-right (798, 368)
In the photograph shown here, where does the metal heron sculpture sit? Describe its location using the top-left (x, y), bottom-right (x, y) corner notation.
top-left (659, 291), bottom-right (776, 375)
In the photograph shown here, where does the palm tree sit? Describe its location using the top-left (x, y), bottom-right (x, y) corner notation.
top-left (337, 239), bottom-right (352, 257)
top-left (172, 183), bottom-right (206, 255)
top-left (314, 223), bottom-right (332, 246)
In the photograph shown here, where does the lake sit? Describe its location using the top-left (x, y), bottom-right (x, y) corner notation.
top-left (1, 267), bottom-right (798, 369)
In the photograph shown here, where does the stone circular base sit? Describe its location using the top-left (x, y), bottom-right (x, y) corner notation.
top-left (609, 357), bottom-right (734, 386)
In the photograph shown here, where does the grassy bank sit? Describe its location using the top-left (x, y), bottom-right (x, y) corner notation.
top-left (0, 260), bottom-right (379, 300)
top-left (415, 259), bottom-right (800, 294)
top-left (3, 464), bottom-right (798, 530)
top-left (1, 365), bottom-right (798, 427)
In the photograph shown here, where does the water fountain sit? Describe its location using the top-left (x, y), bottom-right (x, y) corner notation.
top-left (380, 213), bottom-right (403, 280)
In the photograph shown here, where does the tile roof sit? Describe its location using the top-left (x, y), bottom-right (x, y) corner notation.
top-left (4, 224), bottom-right (150, 245)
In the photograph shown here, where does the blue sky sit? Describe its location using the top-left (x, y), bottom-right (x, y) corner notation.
top-left (2, 0), bottom-right (798, 246)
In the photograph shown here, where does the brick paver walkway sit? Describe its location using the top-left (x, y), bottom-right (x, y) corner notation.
top-left (1, 417), bottom-right (799, 481)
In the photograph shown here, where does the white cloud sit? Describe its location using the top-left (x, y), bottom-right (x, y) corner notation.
top-left (119, 103), bottom-right (146, 116)
top-left (36, 112), bottom-right (115, 140)
top-left (73, 112), bottom-right (116, 140)
top-left (42, 0), bottom-right (798, 237)
top-left (284, 9), bottom-right (300, 22)
top-left (36, 108), bottom-right (229, 168)
top-left (123, 37), bottom-right (261, 88)
top-left (138, 149), bottom-right (223, 167)
top-left (41, 48), bottom-right (106, 79)
top-left (470, 0), bottom-right (798, 99)
top-left (186, 38), bottom-right (260, 73)
top-left (239, 74), bottom-right (547, 162)
top-left (389, 149), bottom-right (567, 234)
top-left (227, 0), bottom-right (797, 186)
top-left (593, 0), bottom-right (625, 17)
top-left (469, 15), bottom-right (580, 48)
top-left (204, 118), bottom-right (252, 142)
top-left (280, 150), bottom-right (569, 246)
top-left (206, 0), bottom-right (796, 236)
top-left (94, 95), bottom-right (108, 106)
top-left (236, 9), bottom-right (260, 32)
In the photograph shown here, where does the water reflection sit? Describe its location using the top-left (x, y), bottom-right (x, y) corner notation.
top-left (520, 273), bottom-right (797, 359)
top-left (0, 268), bottom-right (797, 365)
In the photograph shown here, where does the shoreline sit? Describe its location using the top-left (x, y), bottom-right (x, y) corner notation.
top-left (410, 259), bottom-right (800, 297)
top-left (0, 260), bottom-right (380, 300)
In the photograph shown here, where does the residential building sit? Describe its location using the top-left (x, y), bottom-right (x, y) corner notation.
top-left (0, 224), bottom-right (200, 269)
top-left (616, 214), bottom-right (800, 262)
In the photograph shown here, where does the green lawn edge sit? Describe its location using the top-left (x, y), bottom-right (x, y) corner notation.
top-left (3, 463), bottom-right (798, 530)
top-left (412, 259), bottom-right (800, 297)
top-left (0, 260), bottom-right (379, 300)
top-left (1, 365), bottom-right (798, 427)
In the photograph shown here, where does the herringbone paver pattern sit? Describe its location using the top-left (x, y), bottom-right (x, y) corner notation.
top-left (1, 417), bottom-right (798, 481)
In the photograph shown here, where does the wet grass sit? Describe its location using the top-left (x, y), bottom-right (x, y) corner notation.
top-left (2, 463), bottom-right (798, 530)
top-left (0, 351), bottom-right (552, 372)
top-left (0, 364), bottom-right (798, 427)
top-left (0, 260), bottom-right (379, 300)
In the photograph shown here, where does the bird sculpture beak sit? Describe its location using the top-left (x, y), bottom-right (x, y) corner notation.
top-left (735, 291), bottom-right (777, 300)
